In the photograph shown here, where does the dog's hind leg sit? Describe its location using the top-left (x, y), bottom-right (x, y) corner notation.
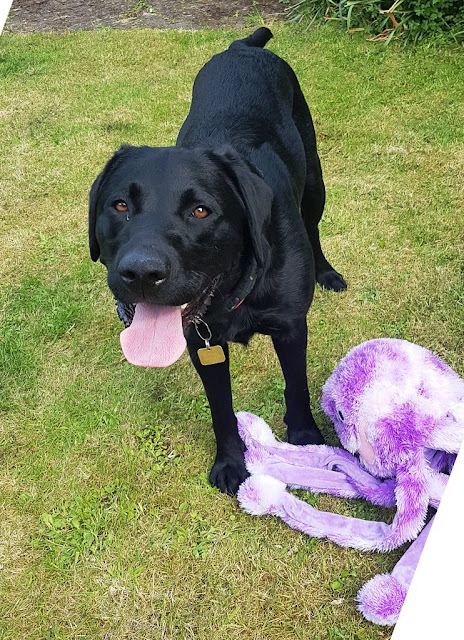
top-left (272, 317), bottom-right (324, 445)
top-left (292, 83), bottom-right (347, 292)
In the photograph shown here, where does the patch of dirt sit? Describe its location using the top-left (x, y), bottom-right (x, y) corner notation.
top-left (6, 0), bottom-right (285, 33)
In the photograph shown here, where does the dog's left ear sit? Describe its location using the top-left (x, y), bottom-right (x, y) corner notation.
top-left (88, 170), bottom-right (104, 262)
top-left (211, 147), bottom-right (273, 269)
top-left (88, 145), bottom-right (131, 262)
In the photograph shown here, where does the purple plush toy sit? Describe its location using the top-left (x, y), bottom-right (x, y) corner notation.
top-left (237, 339), bottom-right (464, 625)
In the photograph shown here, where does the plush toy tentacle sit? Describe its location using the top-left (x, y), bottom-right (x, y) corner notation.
top-left (347, 476), bottom-right (397, 508)
top-left (245, 448), bottom-right (363, 498)
top-left (236, 411), bottom-right (279, 449)
top-left (238, 474), bottom-right (391, 551)
top-left (238, 464), bottom-right (431, 553)
top-left (357, 517), bottom-right (435, 625)
top-left (238, 413), bottom-right (433, 551)
top-left (237, 474), bottom-right (288, 516)
top-left (388, 516), bottom-right (434, 588)
top-left (238, 412), bottom-right (394, 501)
top-left (277, 489), bottom-right (391, 551)
top-left (357, 574), bottom-right (407, 627)
top-left (427, 470), bottom-right (447, 508)
top-left (245, 447), bottom-right (393, 500)
top-left (380, 454), bottom-right (430, 551)
top-left (237, 412), bottom-right (356, 470)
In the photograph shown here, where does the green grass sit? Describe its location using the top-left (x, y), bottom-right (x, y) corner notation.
top-left (0, 24), bottom-right (463, 640)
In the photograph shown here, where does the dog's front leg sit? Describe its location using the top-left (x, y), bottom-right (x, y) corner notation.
top-left (187, 340), bottom-right (248, 495)
top-left (272, 317), bottom-right (324, 446)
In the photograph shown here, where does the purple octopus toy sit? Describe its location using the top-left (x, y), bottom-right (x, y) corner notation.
top-left (237, 338), bottom-right (464, 625)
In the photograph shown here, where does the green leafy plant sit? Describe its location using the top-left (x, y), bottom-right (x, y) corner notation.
top-left (327, 626), bottom-right (369, 639)
top-left (244, 0), bottom-right (267, 26)
top-left (256, 377), bottom-right (285, 421)
top-left (281, 0), bottom-right (464, 43)
top-left (122, 1), bottom-right (155, 18)
top-left (331, 568), bottom-right (358, 592)
top-left (401, 0), bottom-right (464, 42)
top-left (163, 504), bottom-right (219, 559)
top-left (33, 481), bottom-right (143, 570)
top-left (135, 423), bottom-right (186, 470)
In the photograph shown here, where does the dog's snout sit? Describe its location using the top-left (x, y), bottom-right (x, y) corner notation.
top-left (118, 252), bottom-right (168, 287)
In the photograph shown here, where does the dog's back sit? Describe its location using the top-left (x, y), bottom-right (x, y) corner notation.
top-left (177, 28), bottom-right (298, 153)
top-left (176, 27), bottom-right (308, 212)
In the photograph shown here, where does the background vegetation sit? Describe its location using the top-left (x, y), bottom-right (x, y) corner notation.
top-left (0, 24), bottom-right (463, 639)
top-left (282, 0), bottom-right (464, 43)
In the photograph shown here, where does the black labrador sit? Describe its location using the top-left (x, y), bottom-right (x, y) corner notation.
top-left (88, 28), bottom-right (346, 495)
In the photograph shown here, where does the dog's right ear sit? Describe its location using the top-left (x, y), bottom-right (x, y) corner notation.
top-left (88, 145), bottom-right (130, 262)
top-left (208, 146), bottom-right (274, 270)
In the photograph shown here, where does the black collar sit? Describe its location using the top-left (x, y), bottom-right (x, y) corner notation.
top-left (224, 256), bottom-right (258, 312)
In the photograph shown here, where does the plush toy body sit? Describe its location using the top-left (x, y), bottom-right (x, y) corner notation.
top-left (237, 339), bottom-right (464, 625)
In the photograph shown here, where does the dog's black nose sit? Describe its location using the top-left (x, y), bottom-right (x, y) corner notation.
top-left (118, 252), bottom-right (168, 287)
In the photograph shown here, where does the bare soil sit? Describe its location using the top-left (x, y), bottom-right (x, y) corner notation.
top-left (6, 0), bottom-right (285, 33)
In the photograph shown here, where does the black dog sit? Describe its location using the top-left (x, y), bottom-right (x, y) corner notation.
top-left (88, 28), bottom-right (346, 495)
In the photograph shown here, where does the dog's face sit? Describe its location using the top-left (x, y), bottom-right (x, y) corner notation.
top-left (89, 145), bottom-right (273, 315)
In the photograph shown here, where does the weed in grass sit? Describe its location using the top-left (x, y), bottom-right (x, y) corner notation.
top-left (329, 626), bottom-right (348, 640)
top-left (43, 627), bottom-right (66, 640)
top-left (185, 390), bottom-right (212, 423)
top-left (135, 422), bottom-right (181, 470)
top-left (292, 488), bottom-right (320, 507)
top-left (162, 504), bottom-right (219, 559)
top-left (244, 1), bottom-right (267, 27)
top-left (331, 568), bottom-right (358, 593)
top-left (33, 481), bottom-right (143, 571)
top-left (255, 376), bottom-right (285, 422)
top-left (296, 536), bottom-right (321, 559)
top-left (358, 287), bottom-right (382, 304)
top-left (327, 625), bottom-right (375, 640)
top-left (189, 510), bottom-right (219, 559)
top-left (121, 1), bottom-right (155, 19)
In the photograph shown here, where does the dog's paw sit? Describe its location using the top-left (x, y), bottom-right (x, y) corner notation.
top-left (317, 269), bottom-right (347, 292)
top-left (209, 455), bottom-right (249, 495)
top-left (287, 427), bottom-right (325, 446)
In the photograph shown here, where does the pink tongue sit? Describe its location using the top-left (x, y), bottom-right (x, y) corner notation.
top-left (120, 303), bottom-right (187, 367)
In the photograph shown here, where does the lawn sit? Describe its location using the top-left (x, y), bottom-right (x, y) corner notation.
top-left (0, 24), bottom-right (463, 640)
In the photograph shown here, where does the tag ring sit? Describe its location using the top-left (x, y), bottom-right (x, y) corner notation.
top-left (194, 317), bottom-right (212, 348)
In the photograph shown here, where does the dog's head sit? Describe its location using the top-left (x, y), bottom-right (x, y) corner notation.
top-left (89, 145), bottom-right (273, 364)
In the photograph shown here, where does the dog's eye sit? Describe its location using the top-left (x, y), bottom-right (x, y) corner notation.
top-left (112, 200), bottom-right (128, 213)
top-left (192, 206), bottom-right (209, 219)
top-left (338, 409), bottom-right (345, 421)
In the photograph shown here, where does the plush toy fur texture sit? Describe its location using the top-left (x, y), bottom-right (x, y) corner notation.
top-left (237, 339), bottom-right (464, 625)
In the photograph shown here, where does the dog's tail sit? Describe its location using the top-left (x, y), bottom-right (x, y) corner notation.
top-left (230, 27), bottom-right (273, 49)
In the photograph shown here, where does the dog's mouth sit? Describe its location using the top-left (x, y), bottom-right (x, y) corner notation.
top-left (115, 277), bottom-right (220, 368)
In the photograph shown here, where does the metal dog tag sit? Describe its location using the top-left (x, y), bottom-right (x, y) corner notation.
top-left (197, 345), bottom-right (226, 366)
top-left (193, 316), bottom-right (225, 366)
